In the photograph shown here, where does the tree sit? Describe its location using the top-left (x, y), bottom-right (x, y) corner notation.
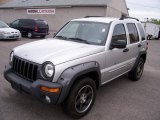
top-left (149, 18), bottom-right (160, 25)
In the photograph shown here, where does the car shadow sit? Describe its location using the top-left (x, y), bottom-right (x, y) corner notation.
top-left (0, 39), bottom-right (20, 42)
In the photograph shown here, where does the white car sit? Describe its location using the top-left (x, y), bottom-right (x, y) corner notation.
top-left (0, 20), bottom-right (21, 40)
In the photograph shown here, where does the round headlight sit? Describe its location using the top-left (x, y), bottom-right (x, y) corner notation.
top-left (10, 51), bottom-right (14, 63)
top-left (44, 63), bottom-right (54, 78)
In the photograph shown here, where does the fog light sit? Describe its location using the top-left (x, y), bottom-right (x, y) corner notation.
top-left (45, 96), bottom-right (51, 103)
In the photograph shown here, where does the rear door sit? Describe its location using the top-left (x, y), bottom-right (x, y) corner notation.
top-left (126, 23), bottom-right (141, 67)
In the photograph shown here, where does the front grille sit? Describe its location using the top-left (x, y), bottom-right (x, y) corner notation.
top-left (12, 56), bottom-right (38, 81)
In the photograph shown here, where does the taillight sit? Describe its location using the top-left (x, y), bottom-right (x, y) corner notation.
top-left (34, 26), bottom-right (38, 32)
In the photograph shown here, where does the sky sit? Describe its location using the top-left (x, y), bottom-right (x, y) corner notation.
top-left (126, 0), bottom-right (160, 21)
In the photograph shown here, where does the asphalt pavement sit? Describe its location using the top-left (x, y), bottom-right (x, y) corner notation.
top-left (0, 38), bottom-right (160, 120)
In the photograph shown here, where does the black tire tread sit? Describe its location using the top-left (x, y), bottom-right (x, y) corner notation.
top-left (62, 77), bottom-right (96, 119)
top-left (129, 58), bottom-right (144, 81)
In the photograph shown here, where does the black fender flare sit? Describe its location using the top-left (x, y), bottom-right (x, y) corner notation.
top-left (131, 51), bottom-right (147, 71)
top-left (56, 61), bottom-right (101, 104)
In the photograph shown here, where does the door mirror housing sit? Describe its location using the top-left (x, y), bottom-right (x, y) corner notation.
top-left (110, 40), bottom-right (127, 49)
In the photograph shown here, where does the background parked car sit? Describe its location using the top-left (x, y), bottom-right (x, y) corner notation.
top-left (0, 20), bottom-right (21, 40)
top-left (10, 19), bottom-right (49, 38)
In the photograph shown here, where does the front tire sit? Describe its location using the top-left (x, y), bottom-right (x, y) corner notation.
top-left (129, 58), bottom-right (145, 81)
top-left (62, 77), bottom-right (96, 119)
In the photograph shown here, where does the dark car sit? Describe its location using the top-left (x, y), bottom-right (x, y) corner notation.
top-left (10, 19), bottom-right (49, 38)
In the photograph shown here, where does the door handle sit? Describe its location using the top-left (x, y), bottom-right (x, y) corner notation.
top-left (138, 44), bottom-right (142, 48)
top-left (123, 48), bottom-right (129, 52)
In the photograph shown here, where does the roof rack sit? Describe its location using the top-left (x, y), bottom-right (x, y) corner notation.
top-left (84, 16), bottom-right (104, 18)
top-left (120, 16), bottom-right (139, 21)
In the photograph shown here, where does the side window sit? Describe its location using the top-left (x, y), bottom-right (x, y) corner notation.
top-left (137, 23), bottom-right (146, 41)
top-left (127, 23), bottom-right (139, 44)
top-left (111, 24), bottom-right (127, 43)
top-left (12, 20), bottom-right (19, 27)
top-left (19, 20), bottom-right (34, 26)
top-left (19, 20), bottom-right (25, 26)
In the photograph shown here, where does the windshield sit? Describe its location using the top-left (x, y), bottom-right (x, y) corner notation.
top-left (56, 21), bottom-right (109, 45)
top-left (0, 21), bottom-right (9, 28)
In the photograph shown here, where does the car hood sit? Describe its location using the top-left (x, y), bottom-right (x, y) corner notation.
top-left (13, 38), bottom-right (105, 65)
top-left (0, 27), bottom-right (19, 33)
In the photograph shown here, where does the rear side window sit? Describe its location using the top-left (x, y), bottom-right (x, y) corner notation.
top-left (111, 24), bottom-right (127, 42)
top-left (137, 23), bottom-right (146, 41)
top-left (20, 19), bottom-right (34, 26)
top-left (127, 23), bottom-right (139, 44)
top-left (36, 20), bottom-right (48, 27)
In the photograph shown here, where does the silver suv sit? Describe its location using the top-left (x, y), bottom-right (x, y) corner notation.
top-left (4, 17), bottom-right (148, 118)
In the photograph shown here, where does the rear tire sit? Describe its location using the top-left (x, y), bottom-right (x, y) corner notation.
top-left (40, 35), bottom-right (46, 38)
top-left (62, 77), bottom-right (96, 119)
top-left (129, 58), bottom-right (144, 81)
top-left (27, 32), bottom-right (33, 38)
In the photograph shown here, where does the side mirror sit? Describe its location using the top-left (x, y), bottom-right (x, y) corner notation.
top-left (110, 40), bottom-right (127, 49)
top-left (53, 32), bottom-right (57, 38)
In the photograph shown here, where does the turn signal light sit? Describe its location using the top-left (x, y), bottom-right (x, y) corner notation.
top-left (40, 86), bottom-right (60, 93)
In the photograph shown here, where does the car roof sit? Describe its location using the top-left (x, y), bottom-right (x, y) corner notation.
top-left (18, 19), bottom-right (44, 21)
top-left (72, 17), bottom-right (140, 24)
top-left (72, 17), bottom-right (118, 23)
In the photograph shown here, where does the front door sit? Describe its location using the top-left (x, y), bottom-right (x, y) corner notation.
top-left (102, 23), bottom-right (131, 84)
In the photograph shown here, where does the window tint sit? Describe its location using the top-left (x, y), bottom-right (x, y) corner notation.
top-left (127, 23), bottom-right (139, 44)
top-left (111, 24), bottom-right (127, 43)
top-left (20, 19), bottom-right (34, 26)
top-left (137, 23), bottom-right (146, 41)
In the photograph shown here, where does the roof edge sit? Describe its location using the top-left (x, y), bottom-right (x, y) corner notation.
top-left (0, 5), bottom-right (107, 9)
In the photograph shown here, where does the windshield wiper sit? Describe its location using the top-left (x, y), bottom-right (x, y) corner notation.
top-left (68, 37), bottom-right (90, 44)
top-left (56, 35), bottom-right (68, 40)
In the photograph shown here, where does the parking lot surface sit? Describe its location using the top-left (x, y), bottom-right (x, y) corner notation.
top-left (0, 38), bottom-right (160, 120)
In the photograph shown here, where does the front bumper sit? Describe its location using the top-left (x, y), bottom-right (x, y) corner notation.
top-left (4, 64), bottom-right (62, 104)
top-left (0, 33), bottom-right (21, 39)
